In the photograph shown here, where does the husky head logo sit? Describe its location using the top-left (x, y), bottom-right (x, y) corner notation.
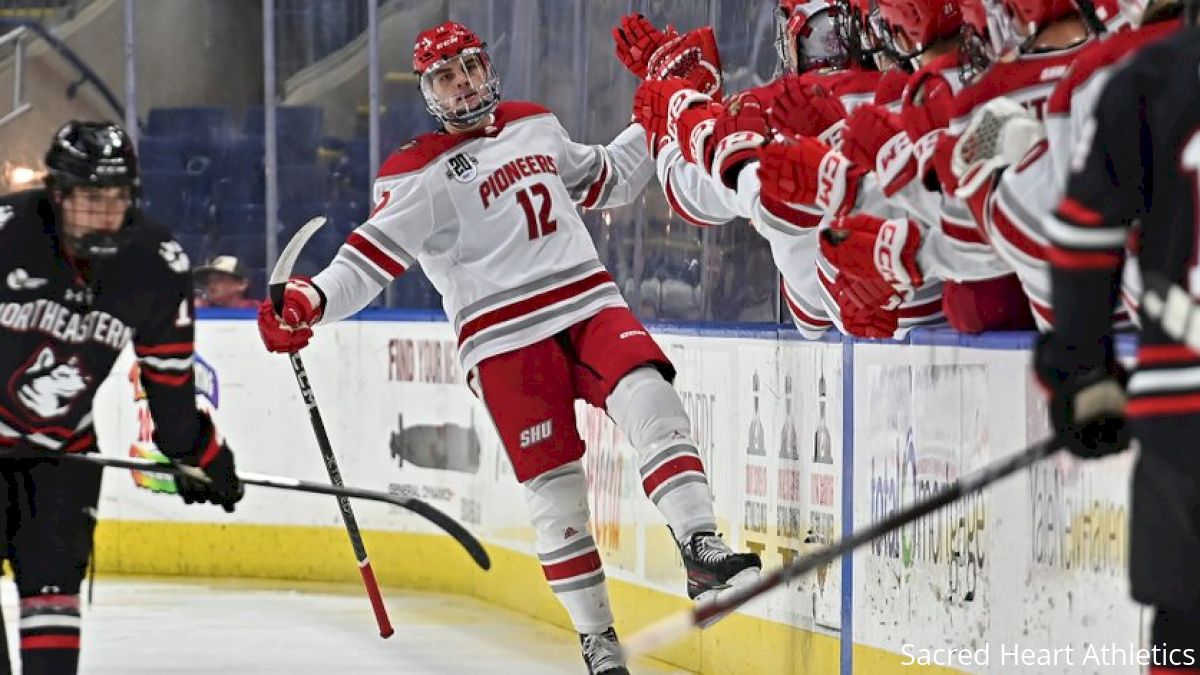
top-left (13, 347), bottom-right (90, 419)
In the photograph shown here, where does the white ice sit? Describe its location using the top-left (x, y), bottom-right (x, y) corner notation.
top-left (1, 578), bottom-right (689, 674)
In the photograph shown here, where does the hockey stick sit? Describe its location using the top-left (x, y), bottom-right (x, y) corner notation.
top-left (270, 216), bottom-right (394, 638)
top-left (621, 435), bottom-right (1062, 658)
top-left (32, 450), bottom-right (490, 571)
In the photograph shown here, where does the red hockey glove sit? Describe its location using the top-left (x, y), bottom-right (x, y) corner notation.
top-left (709, 95), bottom-right (770, 188)
top-left (634, 77), bottom-right (702, 158)
top-left (841, 104), bottom-right (916, 197)
top-left (646, 26), bottom-right (723, 97)
top-left (930, 131), bottom-right (961, 195)
top-left (672, 96), bottom-right (723, 167)
top-left (757, 137), bottom-right (865, 216)
top-left (819, 214), bottom-right (925, 305)
top-left (613, 14), bottom-right (676, 79)
top-left (833, 277), bottom-right (901, 339)
top-left (901, 78), bottom-right (956, 184)
top-left (769, 75), bottom-right (847, 142)
top-left (953, 98), bottom-right (1045, 203)
top-left (257, 276), bottom-right (325, 353)
top-left (899, 76), bottom-right (954, 144)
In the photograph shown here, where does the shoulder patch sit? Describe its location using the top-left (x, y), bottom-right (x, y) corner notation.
top-left (378, 131), bottom-right (475, 178)
top-left (158, 240), bottom-right (190, 274)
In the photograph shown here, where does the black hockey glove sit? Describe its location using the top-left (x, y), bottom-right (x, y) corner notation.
top-left (1033, 332), bottom-right (1130, 459)
top-left (159, 411), bottom-right (245, 512)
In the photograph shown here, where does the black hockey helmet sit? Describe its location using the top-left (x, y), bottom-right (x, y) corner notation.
top-left (44, 120), bottom-right (139, 193)
top-left (44, 120), bottom-right (139, 258)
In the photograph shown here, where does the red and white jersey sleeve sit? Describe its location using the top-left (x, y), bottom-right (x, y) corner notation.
top-left (917, 196), bottom-right (1015, 283)
top-left (654, 141), bottom-right (835, 337)
top-left (655, 139), bottom-right (740, 227)
top-left (988, 143), bottom-right (1058, 327)
top-left (316, 168), bottom-right (433, 323)
top-left (559, 121), bottom-right (654, 209)
top-left (315, 101), bottom-right (643, 373)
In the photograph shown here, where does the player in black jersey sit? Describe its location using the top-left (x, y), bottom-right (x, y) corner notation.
top-left (1035, 7), bottom-right (1200, 668)
top-left (0, 121), bottom-right (242, 674)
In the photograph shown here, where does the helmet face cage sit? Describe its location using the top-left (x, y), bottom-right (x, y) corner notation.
top-left (776, 4), bottom-right (850, 75)
top-left (877, 14), bottom-right (928, 64)
top-left (1072, 0), bottom-right (1113, 32)
top-left (419, 48), bottom-right (501, 129)
top-left (833, 0), bottom-right (884, 68)
top-left (959, 23), bottom-right (994, 82)
top-left (774, 5), bottom-right (799, 74)
top-left (798, 8), bottom-right (852, 71)
top-left (959, 0), bottom-right (1018, 81)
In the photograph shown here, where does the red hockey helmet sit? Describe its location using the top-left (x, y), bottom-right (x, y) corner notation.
top-left (877, 0), bottom-right (962, 58)
top-left (1001, 0), bottom-right (1078, 35)
top-left (961, 0), bottom-right (991, 31)
top-left (412, 21), bottom-right (501, 128)
top-left (775, 0), bottom-right (848, 74)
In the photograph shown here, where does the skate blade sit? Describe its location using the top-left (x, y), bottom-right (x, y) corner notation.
top-left (693, 567), bottom-right (761, 629)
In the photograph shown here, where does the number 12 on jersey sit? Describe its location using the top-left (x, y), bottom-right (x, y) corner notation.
top-left (517, 183), bottom-right (557, 240)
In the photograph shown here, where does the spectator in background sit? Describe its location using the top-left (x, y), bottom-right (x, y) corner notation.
top-left (194, 256), bottom-right (259, 308)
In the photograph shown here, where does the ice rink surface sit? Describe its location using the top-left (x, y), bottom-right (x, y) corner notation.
top-left (1, 578), bottom-right (689, 674)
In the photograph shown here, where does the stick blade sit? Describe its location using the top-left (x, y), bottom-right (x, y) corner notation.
top-left (270, 216), bottom-right (328, 285)
top-left (402, 498), bottom-right (492, 571)
top-left (621, 610), bottom-right (697, 660)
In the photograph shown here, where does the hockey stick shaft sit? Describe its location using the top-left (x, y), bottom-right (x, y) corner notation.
top-left (623, 435), bottom-right (1062, 658)
top-left (38, 451), bottom-right (491, 570)
top-left (287, 351), bottom-right (394, 638)
top-left (265, 215), bottom-right (394, 636)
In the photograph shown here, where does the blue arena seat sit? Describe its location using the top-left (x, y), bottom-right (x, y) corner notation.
top-left (211, 202), bottom-right (267, 237)
top-left (242, 106), bottom-right (324, 164)
top-left (146, 107), bottom-right (233, 145)
top-left (211, 234), bottom-right (267, 271)
top-left (140, 170), bottom-right (211, 227)
top-left (278, 163), bottom-right (330, 204)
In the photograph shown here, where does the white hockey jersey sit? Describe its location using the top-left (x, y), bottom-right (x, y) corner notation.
top-left (984, 27), bottom-right (1173, 329)
top-left (943, 43), bottom-right (1089, 326)
top-left (312, 101), bottom-right (653, 372)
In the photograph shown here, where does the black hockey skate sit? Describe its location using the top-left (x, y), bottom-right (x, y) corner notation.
top-left (680, 531), bottom-right (762, 627)
top-left (579, 627), bottom-right (630, 674)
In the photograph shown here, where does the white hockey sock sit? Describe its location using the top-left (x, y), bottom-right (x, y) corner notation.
top-left (524, 461), bottom-right (614, 635)
top-left (606, 367), bottom-right (717, 544)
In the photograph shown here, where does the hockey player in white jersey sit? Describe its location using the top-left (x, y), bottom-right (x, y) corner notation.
top-left (256, 21), bottom-right (760, 675)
